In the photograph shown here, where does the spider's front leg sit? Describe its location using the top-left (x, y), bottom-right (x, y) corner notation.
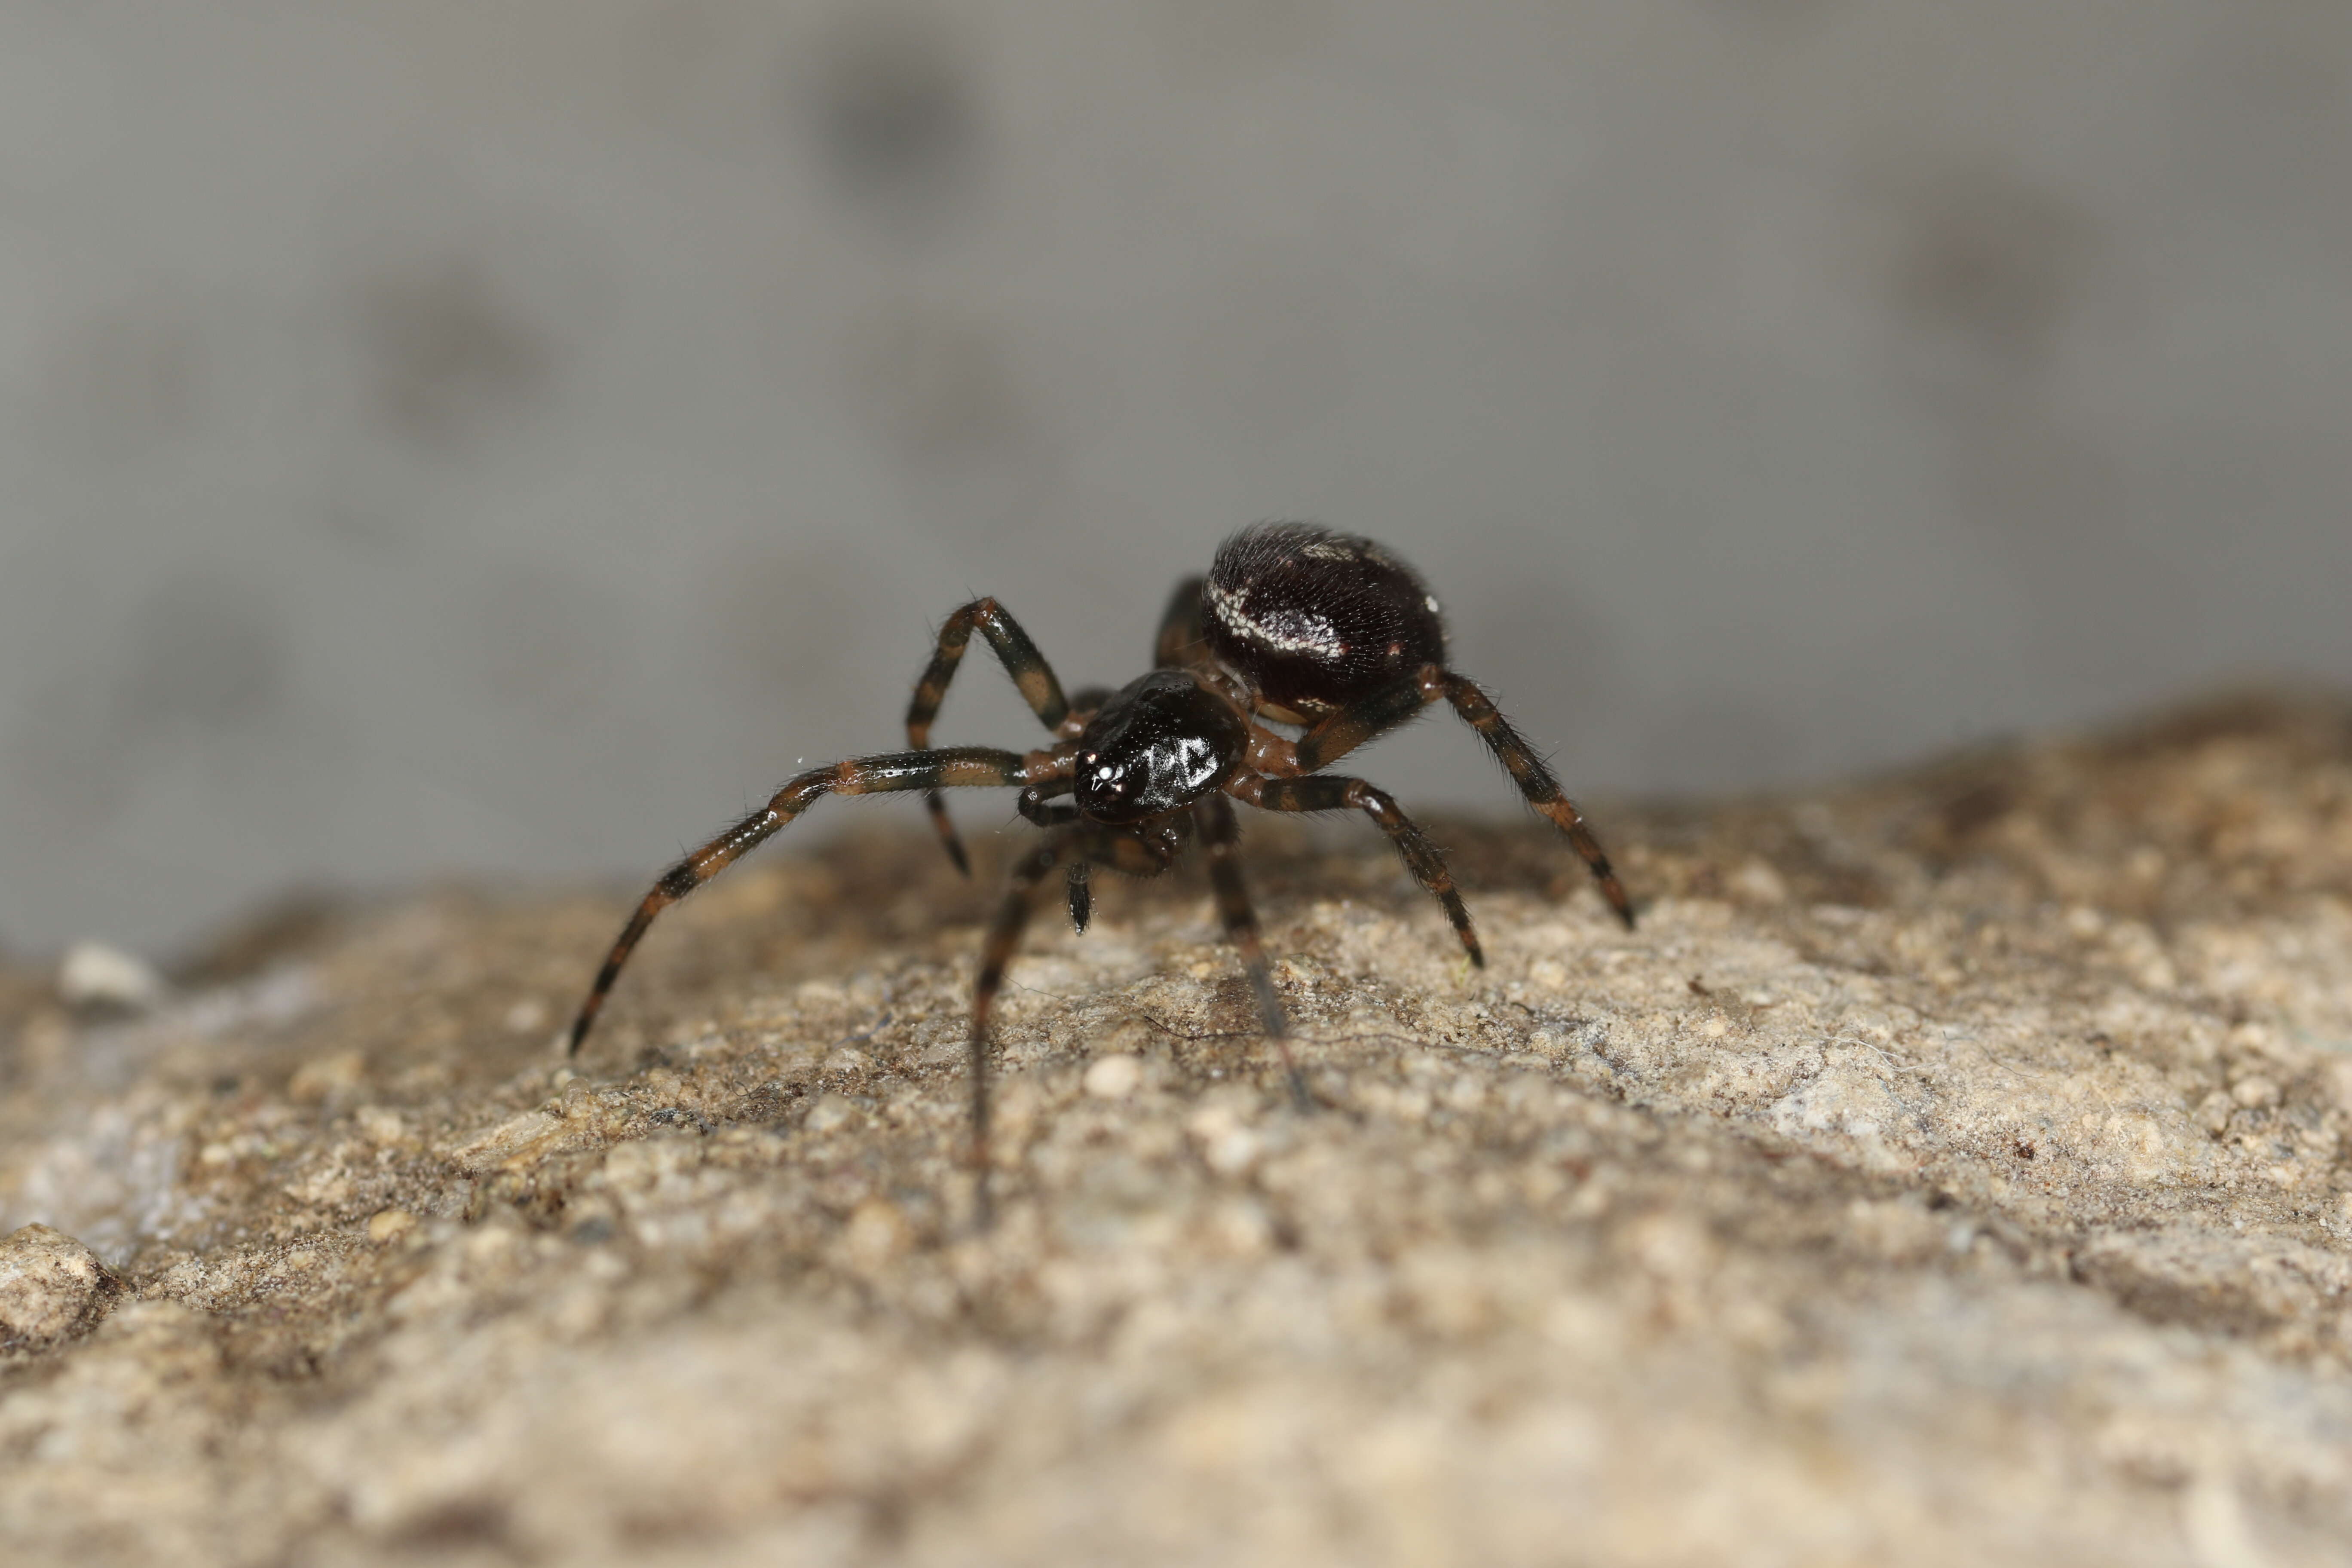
top-left (968, 819), bottom-right (1182, 1225)
top-left (1190, 793), bottom-right (1286, 1034)
top-left (1193, 793), bottom-right (1311, 1110)
top-left (567, 745), bottom-right (1063, 1056)
top-left (905, 598), bottom-right (1077, 875)
top-left (1015, 780), bottom-right (1092, 932)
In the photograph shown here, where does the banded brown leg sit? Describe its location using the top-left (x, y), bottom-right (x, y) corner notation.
top-left (1193, 793), bottom-right (1310, 1109)
top-left (567, 746), bottom-right (1056, 1056)
top-left (905, 599), bottom-right (1073, 875)
top-left (1227, 772), bottom-right (1484, 966)
top-left (1440, 674), bottom-right (1634, 929)
top-left (1285, 668), bottom-right (1635, 931)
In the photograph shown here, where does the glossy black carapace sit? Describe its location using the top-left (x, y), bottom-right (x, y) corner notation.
top-left (1072, 670), bottom-right (1250, 824)
top-left (568, 522), bottom-right (1635, 1221)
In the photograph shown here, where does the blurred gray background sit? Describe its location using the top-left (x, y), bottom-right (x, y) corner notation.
top-left (3, 0), bottom-right (2348, 959)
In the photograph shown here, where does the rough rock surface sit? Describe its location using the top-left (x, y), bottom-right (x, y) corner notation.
top-left (5, 694), bottom-right (2352, 1566)
top-left (0, 1223), bottom-right (116, 1348)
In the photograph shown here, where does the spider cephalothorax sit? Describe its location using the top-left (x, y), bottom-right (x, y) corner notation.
top-left (1069, 670), bottom-right (1247, 824)
top-left (569, 522), bottom-right (1634, 1219)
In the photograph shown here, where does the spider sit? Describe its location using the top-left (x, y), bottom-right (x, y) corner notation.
top-left (567, 522), bottom-right (1634, 1217)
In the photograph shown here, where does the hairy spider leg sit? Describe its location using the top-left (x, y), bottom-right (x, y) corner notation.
top-left (969, 823), bottom-right (1182, 1225)
top-left (905, 599), bottom-right (1075, 876)
top-left (1227, 771), bottom-right (1485, 967)
top-left (1289, 673), bottom-right (1442, 773)
top-left (568, 746), bottom-right (1062, 1056)
top-left (1283, 668), bottom-right (1635, 931)
top-left (1439, 674), bottom-right (1634, 930)
top-left (1194, 793), bottom-right (1311, 1110)
top-left (1154, 576), bottom-right (1209, 669)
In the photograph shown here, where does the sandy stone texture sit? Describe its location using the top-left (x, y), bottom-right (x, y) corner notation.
top-left (4, 693), bottom-right (2352, 1566)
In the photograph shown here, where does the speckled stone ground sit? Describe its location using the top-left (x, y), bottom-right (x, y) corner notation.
top-left (6, 694), bottom-right (2352, 1566)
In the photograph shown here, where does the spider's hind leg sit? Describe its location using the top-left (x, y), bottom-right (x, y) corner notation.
top-left (1281, 667), bottom-right (1635, 931)
top-left (1440, 674), bottom-right (1634, 930)
top-left (1290, 673), bottom-right (1440, 773)
top-left (1155, 576), bottom-right (1208, 668)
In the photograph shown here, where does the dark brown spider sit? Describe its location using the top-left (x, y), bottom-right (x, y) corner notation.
top-left (567, 522), bottom-right (1634, 1216)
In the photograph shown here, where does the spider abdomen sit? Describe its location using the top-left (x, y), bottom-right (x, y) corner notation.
top-left (1203, 522), bottom-right (1447, 719)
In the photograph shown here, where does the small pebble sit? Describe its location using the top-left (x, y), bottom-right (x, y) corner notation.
top-left (803, 1094), bottom-right (858, 1133)
top-left (1187, 1105), bottom-right (1260, 1175)
top-left (355, 1106), bottom-right (409, 1148)
top-left (1731, 859), bottom-right (1789, 904)
top-left (1083, 1054), bottom-right (1143, 1098)
top-left (842, 1199), bottom-right (911, 1270)
top-left (0, 1223), bottom-right (111, 1347)
top-left (58, 941), bottom-right (166, 1011)
top-left (289, 1049), bottom-right (367, 1105)
top-left (367, 1209), bottom-right (416, 1244)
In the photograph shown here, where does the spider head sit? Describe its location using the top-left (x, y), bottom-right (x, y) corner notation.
top-left (1073, 671), bottom-right (1247, 824)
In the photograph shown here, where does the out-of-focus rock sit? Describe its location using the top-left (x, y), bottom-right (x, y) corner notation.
top-left (56, 942), bottom-right (167, 1014)
top-left (0, 1223), bottom-right (113, 1348)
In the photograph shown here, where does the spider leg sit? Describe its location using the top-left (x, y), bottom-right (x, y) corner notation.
top-left (1155, 575), bottom-right (1208, 668)
top-left (1227, 771), bottom-right (1484, 967)
top-left (1011, 783), bottom-right (1097, 929)
top-left (1193, 794), bottom-right (1310, 1109)
top-left (1016, 779), bottom-right (1078, 827)
top-left (568, 745), bottom-right (1060, 1056)
top-left (1290, 673), bottom-right (1439, 773)
top-left (906, 599), bottom-right (1075, 876)
top-left (1281, 668), bottom-right (1633, 931)
top-left (969, 821), bottom-right (1182, 1225)
top-left (1440, 674), bottom-right (1634, 930)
